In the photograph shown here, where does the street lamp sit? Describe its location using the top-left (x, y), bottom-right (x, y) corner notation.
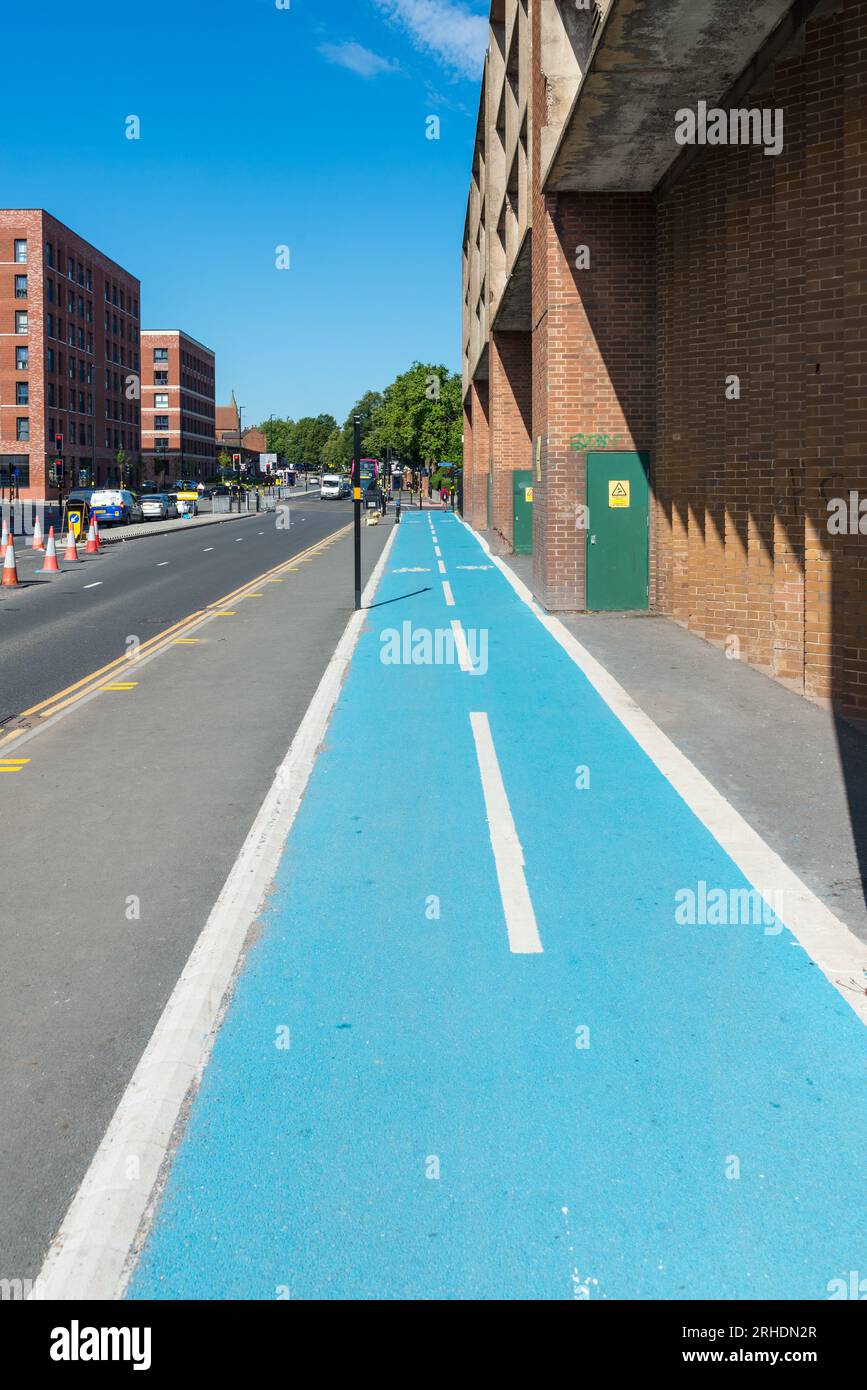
top-left (237, 404), bottom-right (245, 511)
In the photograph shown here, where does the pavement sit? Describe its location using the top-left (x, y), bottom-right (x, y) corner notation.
top-left (101, 509), bottom-right (867, 1301)
top-left (0, 508), bottom-right (391, 1287)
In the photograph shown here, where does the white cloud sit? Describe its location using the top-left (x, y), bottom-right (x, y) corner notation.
top-left (374, 0), bottom-right (488, 82)
top-left (319, 41), bottom-right (400, 79)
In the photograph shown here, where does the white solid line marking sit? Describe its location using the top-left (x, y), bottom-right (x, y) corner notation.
top-left (235, 538), bottom-right (244, 542)
top-left (203, 547), bottom-right (214, 552)
top-left (83, 582), bottom-right (102, 589)
top-left (470, 712), bottom-right (542, 955)
top-left (458, 516), bottom-right (867, 1026)
top-left (434, 546), bottom-right (442, 557)
top-left (437, 559), bottom-right (446, 574)
top-left (156, 562), bottom-right (169, 567)
top-left (450, 619), bottom-right (482, 675)
top-left (442, 581), bottom-right (455, 607)
top-left (29, 523), bottom-right (401, 1302)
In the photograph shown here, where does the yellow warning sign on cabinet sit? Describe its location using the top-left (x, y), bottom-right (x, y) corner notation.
top-left (608, 480), bottom-right (630, 508)
top-left (525, 487), bottom-right (534, 503)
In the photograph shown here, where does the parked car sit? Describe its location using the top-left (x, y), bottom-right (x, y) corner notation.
top-left (89, 489), bottom-right (143, 526)
top-left (141, 493), bottom-right (179, 521)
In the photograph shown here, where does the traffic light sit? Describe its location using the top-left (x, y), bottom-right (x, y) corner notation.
top-left (55, 432), bottom-right (64, 454)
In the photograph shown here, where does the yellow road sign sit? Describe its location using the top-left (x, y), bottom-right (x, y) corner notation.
top-left (68, 509), bottom-right (83, 537)
top-left (609, 480), bottom-right (630, 508)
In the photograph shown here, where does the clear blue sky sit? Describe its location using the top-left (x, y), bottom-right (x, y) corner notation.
top-left (1, 0), bottom-right (488, 426)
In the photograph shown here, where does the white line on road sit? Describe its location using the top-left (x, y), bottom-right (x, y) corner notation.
top-left (450, 619), bottom-right (482, 676)
top-left (442, 581), bottom-right (455, 606)
top-left (29, 522), bottom-right (400, 1302)
top-left (434, 546), bottom-right (442, 557)
top-left (83, 582), bottom-right (102, 589)
top-left (437, 560), bottom-right (446, 574)
top-left (202, 547), bottom-right (214, 552)
top-left (470, 711), bottom-right (543, 955)
top-left (156, 562), bottom-right (169, 567)
top-left (459, 516), bottom-right (867, 1025)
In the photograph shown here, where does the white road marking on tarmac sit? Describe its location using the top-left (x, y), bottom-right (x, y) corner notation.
top-left (470, 711), bottom-right (543, 955)
top-left (29, 521), bottom-right (401, 1302)
top-left (83, 582), bottom-right (102, 589)
top-left (437, 560), bottom-right (446, 574)
top-left (459, 516), bottom-right (867, 1025)
top-left (442, 581), bottom-right (455, 606)
top-left (203, 547), bottom-right (214, 552)
top-left (434, 546), bottom-right (442, 557)
top-left (450, 619), bottom-right (482, 676)
top-left (156, 562), bottom-right (169, 567)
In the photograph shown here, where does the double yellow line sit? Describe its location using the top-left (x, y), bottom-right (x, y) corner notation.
top-left (0, 524), bottom-right (351, 749)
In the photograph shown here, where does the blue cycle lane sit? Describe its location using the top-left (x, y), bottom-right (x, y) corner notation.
top-left (130, 509), bottom-right (867, 1301)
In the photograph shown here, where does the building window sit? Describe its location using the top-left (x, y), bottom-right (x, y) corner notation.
top-left (153, 348), bottom-right (169, 363)
top-left (155, 438), bottom-right (169, 453)
top-left (46, 277), bottom-right (54, 303)
top-left (154, 415), bottom-right (170, 430)
top-left (45, 242), bottom-right (54, 267)
top-left (16, 418), bottom-right (29, 442)
top-left (47, 383), bottom-right (55, 407)
top-left (77, 262), bottom-right (83, 286)
top-left (14, 239), bottom-right (27, 264)
top-left (155, 370), bottom-right (168, 385)
top-left (14, 274), bottom-right (27, 298)
top-left (16, 382), bottom-right (28, 405)
top-left (15, 310), bottom-right (28, 334)
top-left (46, 348), bottom-right (54, 373)
top-left (67, 255), bottom-right (74, 279)
top-left (154, 393), bottom-right (169, 409)
top-left (16, 346), bottom-right (28, 370)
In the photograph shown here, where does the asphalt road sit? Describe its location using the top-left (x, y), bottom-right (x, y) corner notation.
top-left (0, 496), bottom-right (353, 721)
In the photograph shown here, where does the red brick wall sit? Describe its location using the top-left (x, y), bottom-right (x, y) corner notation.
top-left (530, 189), bottom-right (656, 608)
top-left (489, 330), bottom-right (531, 546)
top-left (655, 0), bottom-right (867, 719)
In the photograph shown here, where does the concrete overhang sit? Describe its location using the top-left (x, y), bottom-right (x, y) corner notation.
top-left (492, 229), bottom-right (532, 333)
top-left (544, 0), bottom-right (820, 192)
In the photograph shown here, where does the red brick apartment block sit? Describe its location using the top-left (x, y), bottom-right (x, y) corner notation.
top-left (0, 209), bottom-right (141, 501)
top-left (141, 330), bottom-right (215, 484)
top-left (463, 0), bottom-right (867, 722)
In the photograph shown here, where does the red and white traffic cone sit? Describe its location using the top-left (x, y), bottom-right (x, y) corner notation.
top-left (0, 518), bottom-right (9, 557)
top-left (31, 514), bottom-right (45, 551)
top-left (1, 538), bottom-right (19, 588)
top-left (92, 515), bottom-right (102, 552)
top-left (85, 519), bottom-right (98, 555)
top-left (41, 526), bottom-right (60, 573)
top-left (63, 527), bottom-right (79, 562)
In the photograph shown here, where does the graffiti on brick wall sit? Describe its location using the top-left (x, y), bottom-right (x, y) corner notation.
top-left (569, 433), bottom-right (625, 451)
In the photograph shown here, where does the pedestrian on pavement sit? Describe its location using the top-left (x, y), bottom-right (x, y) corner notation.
top-left (395, 496), bottom-right (402, 524)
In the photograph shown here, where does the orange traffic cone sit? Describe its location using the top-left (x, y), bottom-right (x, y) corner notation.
top-left (31, 514), bottom-right (45, 550)
top-left (0, 518), bottom-right (9, 557)
top-left (85, 519), bottom-right (98, 555)
top-left (93, 515), bottom-right (102, 552)
top-left (41, 527), bottom-right (60, 572)
top-left (1, 538), bottom-right (19, 587)
top-left (63, 527), bottom-right (79, 562)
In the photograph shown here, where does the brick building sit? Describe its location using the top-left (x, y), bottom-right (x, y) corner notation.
top-left (141, 330), bottom-right (216, 483)
top-left (462, 0), bottom-right (867, 722)
top-left (0, 209), bottom-right (141, 501)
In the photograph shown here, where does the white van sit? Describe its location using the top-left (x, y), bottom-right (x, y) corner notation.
top-left (320, 475), bottom-right (343, 499)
